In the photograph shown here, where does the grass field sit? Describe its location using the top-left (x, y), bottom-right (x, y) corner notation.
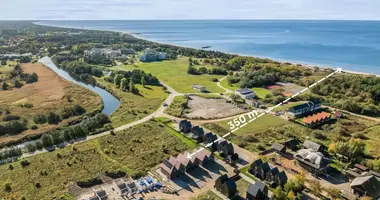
top-left (0, 63), bottom-right (102, 145)
top-left (235, 178), bottom-right (250, 199)
top-left (121, 58), bottom-right (224, 93)
top-left (164, 96), bottom-right (188, 117)
top-left (96, 78), bottom-right (168, 127)
top-left (220, 78), bottom-right (271, 99)
top-left (0, 121), bottom-right (192, 199)
top-left (191, 190), bottom-right (222, 200)
top-left (272, 101), bottom-right (307, 112)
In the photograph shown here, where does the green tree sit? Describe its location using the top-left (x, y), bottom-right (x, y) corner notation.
top-left (47, 112), bottom-right (61, 124)
top-left (51, 132), bottom-right (64, 145)
top-left (41, 134), bottom-right (53, 147)
top-left (114, 74), bottom-right (124, 86)
top-left (187, 66), bottom-right (197, 75)
top-left (141, 76), bottom-right (146, 88)
top-left (2, 82), bottom-right (8, 90)
top-left (120, 78), bottom-right (128, 91)
top-left (129, 79), bottom-right (137, 93)
top-left (13, 79), bottom-right (22, 88)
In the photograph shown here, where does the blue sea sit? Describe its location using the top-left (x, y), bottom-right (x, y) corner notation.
top-left (36, 20), bottom-right (380, 75)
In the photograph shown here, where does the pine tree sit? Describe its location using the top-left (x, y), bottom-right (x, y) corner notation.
top-left (141, 76), bottom-right (146, 88)
top-left (120, 78), bottom-right (128, 91)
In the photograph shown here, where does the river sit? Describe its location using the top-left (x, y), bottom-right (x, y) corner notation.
top-left (38, 57), bottom-right (120, 116)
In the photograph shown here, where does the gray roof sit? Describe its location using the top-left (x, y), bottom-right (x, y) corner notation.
top-left (236, 88), bottom-right (254, 95)
top-left (351, 175), bottom-right (380, 199)
top-left (251, 159), bottom-right (263, 167)
top-left (303, 140), bottom-right (321, 152)
top-left (247, 181), bottom-right (268, 197)
top-left (260, 162), bottom-right (271, 173)
top-left (295, 148), bottom-right (328, 169)
top-left (272, 143), bottom-right (285, 151)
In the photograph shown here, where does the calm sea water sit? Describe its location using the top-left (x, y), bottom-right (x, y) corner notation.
top-left (36, 20), bottom-right (380, 75)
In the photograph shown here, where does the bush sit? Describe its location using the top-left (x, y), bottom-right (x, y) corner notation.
top-left (47, 112), bottom-right (61, 124)
top-left (41, 134), bottom-right (54, 147)
top-left (4, 182), bottom-right (11, 192)
top-left (20, 159), bottom-right (30, 167)
top-left (33, 114), bottom-right (47, 124)
top-left (105, 170), bottom-right (127, 179)
top-left (2, 114), bottom-right (21, 121)
top-left (77, 177), bottom-right (102, 188)
top-left (31, 124), bottom-right (38, 130)
top-left (26, 143), bottom-right (37, 152)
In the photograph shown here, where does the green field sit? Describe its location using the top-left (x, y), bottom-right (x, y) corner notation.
top-left (121, 58), bottom-right (224, 93)
top-left (220, 78), bottom-right (272, 99)
top-left (96, 78), bottom-right (168, 127)
top-left (272, 101), bottom-right (307, 112)
top-left (191, 190), bottom-right (223, 200)
top-left (0, 121), bottom-right (192, 199)
top-left (164, 96), bottom-right (188, 117)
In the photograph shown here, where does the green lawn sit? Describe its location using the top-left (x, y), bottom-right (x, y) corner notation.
top-left (220, 78), bottom-right (271, 99)
top-left (0, 121), bottom-right (192, 199)
top-left (121, 58), bottom-right (224, 93)
top-left (96, 78), bottom-right (168, 127)
top-left (164, 96), bottom-right (188, 117)
top-left (191, 190), bottom-right (222, 200)
top-left (235, 178), bottom-right (250, 199)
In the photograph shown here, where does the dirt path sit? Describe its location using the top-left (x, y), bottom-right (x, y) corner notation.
top-left (217, 76), bottom-right (232, 93)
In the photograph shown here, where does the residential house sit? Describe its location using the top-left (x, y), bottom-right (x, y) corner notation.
top-left (160, 156), bottom-right (186, 180)
top-left (274, 171), bottom-right (288, 187)
top-left (84, 48), bottom-right (122, 60)
top-left (236, 88), bottom-right (256, 99)
top-left (179, 120), bottom-right (192, 133)
top-left (288, 100), bottom-right (322, 117)
top-left (284, 139), bottom-right (298, 151)
top-left (217, 140), bottom-right (228, 152)
top-left (120, 48), bottom-right (136, 55)
top-left (86, 186), bottom-right (108, 200)
top-left (139, 48), bottom-right (167, 62)
top-left (295, 148), bottom-right (329, 176)
top-left (225, 153), bottom-right (239, 165)
top-left (113, 178), bottom-right (129, 196)
top-left (214, 174), bottom-right (237, 198)
top-left (191, 126), bottom-right (205, 142)
top-left (249, 159), bottom-right (264, 176)
top-left (303, 112), bottom-right (332, 127)
top-left (350, 175), bottom-right (380, 199)
top-left (126, 181), bottom-right (138, 195)
top-left (203, 132), bottom-right (217, 144)
top-left (192, 84), bottom-right (206, 93)
top-left (219, 143), bottom-right (234, 157)
top-left (303, 140), bottom-right (322, 152)
top-left (271, 143), bottom-right (286, 154)
top-left (246, 181), bottom-right (270, 200)
top-left (194, 150), bottom-right (214, 166)
top-left (265, 167), bottom-right (280, 183)
top-left (257, 162), bottom-right (271, 179)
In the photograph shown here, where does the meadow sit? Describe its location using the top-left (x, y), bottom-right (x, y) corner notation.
top-left (164, 96), bottom-right (188, 117)
top-left (0, 120), bottom-right (192, 199)
top-left (220, 78), bottom-right (271, 99)
top-left (121, 58), bottom-right (224, 93)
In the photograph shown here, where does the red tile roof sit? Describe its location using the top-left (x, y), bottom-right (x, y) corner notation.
top-left (303, 112), bottom-right (331, 124)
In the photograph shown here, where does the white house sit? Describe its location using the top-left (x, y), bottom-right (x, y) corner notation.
top-left (139, 48), bottom-right (168, 62)
top-left (235, 88), bottom-right (256, 99)
top-left (193, 84), bottom-right (206, 93)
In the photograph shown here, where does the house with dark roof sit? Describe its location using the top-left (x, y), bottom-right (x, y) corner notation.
top-left (288, 100), bottom-right (322, 117)
top-left (214, 174), bottom-right (237, 198)
top-left (257, 162), bottom-right (271, 179)
top-left (160, 156), bottom-right (186, 180)
top-left (246, 181), bottom-right (269, 200)
top-left (249, 159), bottom-right (264, 176)
top-left (194, 150), bottom-right (214, 166)
top-left (179, 120), bottom-right (192, 133)
top-left (236, 88), bottom-right (256, 99)
top-left (86, 186), bottom-right (108, 200)
top-left (191, 126), bottom-right (205, 142)
top-left (203, 132), bottom-right (217, 144)
top-left (265, 167), bottom-right (279, 182)
top-left (275, 171), bottom-right (288, 187)
top-left (219, 143), bottom-right (234, 157)
top-left (272, 143), bottom-right (286, 154)
top-left (303, 140), bottom-right (321, 152)
top-left (284, 139), bottom-right (298, 151)
top-left (350, 175), bottom-right (380, 199)
top-left (225, 153), bottom-right (239, 165)
top-left (217, 140), bottom-right (228, 151)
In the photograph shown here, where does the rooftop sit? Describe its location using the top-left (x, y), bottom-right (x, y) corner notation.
top-left (236, 88), bottom-right (254, 95)
top-left (295, 148), bottom-right (327, 169)
top-left (351, 175), bottom-right (380, 199)
top-left (303, 112), bottom-right (332, 124)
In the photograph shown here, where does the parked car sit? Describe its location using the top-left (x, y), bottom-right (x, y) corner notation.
top-left (163, 103), bottom-right (168, 107)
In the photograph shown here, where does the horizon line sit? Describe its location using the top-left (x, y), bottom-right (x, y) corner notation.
top-left (2, 19), bottom-right (380, 22)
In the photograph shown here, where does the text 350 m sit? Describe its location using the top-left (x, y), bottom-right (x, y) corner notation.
top-left (228, 110), bottom-right (259, 130)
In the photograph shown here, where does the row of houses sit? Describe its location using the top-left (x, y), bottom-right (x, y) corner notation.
top-left (113, 178), bottom-right (139, 196)
top-left (303, 111), bottom-right (332, 127)
top-left (249, 159), bottom-right (288, 188)
top-left (160, 150), bottom-right (214, 180)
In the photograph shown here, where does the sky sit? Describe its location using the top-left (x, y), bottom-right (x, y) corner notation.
top-left (1, 0), bottom-right (380, 20)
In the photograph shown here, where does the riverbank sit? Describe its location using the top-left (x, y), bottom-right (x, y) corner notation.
top-left (34, 20), bottom-right (380, 77)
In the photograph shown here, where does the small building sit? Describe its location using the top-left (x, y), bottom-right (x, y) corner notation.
top-left (303, 140), bottom-right (321, 152)
top-left (249, 159), bottom-right (264, 176)
top-left (179, 120), bottom-right (192, 133)
top-left (257, 162), bottom-right (271, 179)
top-left (288, 100), bottom-right (322, 117)
top-left (139, 48), bottom-right (168, 62)
top-left (354, 164), bottom-right (369, 172)
top-left (272, 143), bottom-right (286, 154)
top-left (350, 175), bottom-right (380, 199)
top-left (303, 112), bottom-right (332, 127)
top-left (203, 132), bottom-right (217, 144)
top-left (236, 88), bottom-right (256, 99)
top-left (284, 139), bottom-right (298, 151)
top-left (217, 140), bottom-right (228, 152)
top-left (214, 174), bottom-right (237, 198)
top-left (225, 153), bottom-right (239, 165)
top-left (113, 178), bottom-right (129, 196)
top-left (191, 126), bottom-right (205, 142)
top-left (219, 143), bottom-right (234, 157)
top-left (126, 181), bottom-right (138, 194)
top-left (246, 181), bottom-right (269, 200)
top-left (334, 111), bottom-right (344, 118)
top-left (194, 150), bottom-right (214, 166)
top-left (192, 84), bottom-right (206, 93)
top-left (294, 148), bottom-right (329, 176)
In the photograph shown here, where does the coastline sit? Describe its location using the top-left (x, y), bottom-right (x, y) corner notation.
top-left (33, 21), bottom-right (380, 77)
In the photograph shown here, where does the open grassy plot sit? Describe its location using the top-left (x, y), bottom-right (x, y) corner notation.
top-left (121, 58), bottom-right (224, 93)
top-left (96, 78), bottom-right (168, 127)
top-left (190, 190), bottom-right (223, 200)
top-left (0, 121), bottom-right (192, 199)
top-left (0, 63), bottom-right (102, 145)
top-left (220, 78), bottom-right (271, 98)
top-left (235, 177), bottom-right (250, 199)
top-left (164, 96), bottom-right (188, 117)
top-left (355, 125), bottom-right (380, 158)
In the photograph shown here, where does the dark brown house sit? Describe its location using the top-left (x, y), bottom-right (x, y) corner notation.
top-left (203, 132), bottom-right (217, 144)
top-left (214, 174), bottom-right (237, 198)
top-left (257, 162), bottom-right (271, 179)
top-left (220, 143), bottom-right (234, 157)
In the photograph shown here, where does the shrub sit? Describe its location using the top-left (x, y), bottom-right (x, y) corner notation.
top-left (31, 124), bottom-right (38, 130)
top-left (20, 159), bottom-right (30, 167)
top-left (2, 114), bottom-right (21, 121)
top-left (35, 182), bottom-right (41, 188)
top-left (4, 182), bottom-right (11, 192)
top-left (33, 114), bottom-right (47, 124)
top-left (35, 141), bottom-right (44, 150)
top-left (47, 112), bottom-right (61, 124)
top-left (41, 134), bottom-right (54, 147)
top-left (105, 170), bottom-right (127, 179)
top-left (77, 177), bottom-right (102, 188)
top-left (26, 143), bottom-right (37, 152)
